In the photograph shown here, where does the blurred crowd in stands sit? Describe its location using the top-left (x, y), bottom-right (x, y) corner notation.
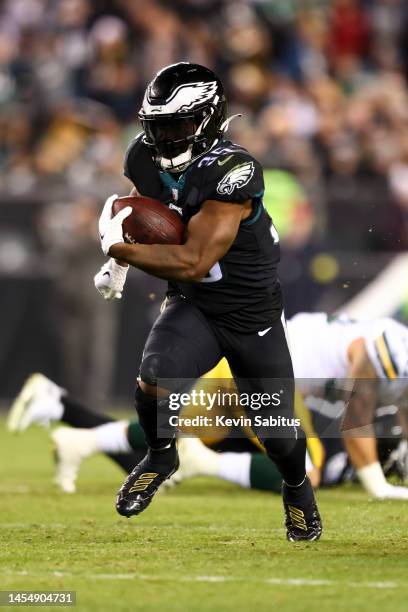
top-left (2, 0), bottom-right (408, 250)
top-left (2, 0), bottom-right (408, 399)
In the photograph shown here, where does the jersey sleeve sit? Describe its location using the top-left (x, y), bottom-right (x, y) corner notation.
top-left (365, 318), bottom-right (408, 380)
top-left (123, 133), bottom-right (167, 201)
top-left (123, 133), bottom-right (144, 183)
top-left (201, 152), bottom-right (264, 204)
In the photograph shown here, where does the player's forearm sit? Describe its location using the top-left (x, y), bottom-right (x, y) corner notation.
top-left (343, 436), bottom-right (378, 469)
top-left (109, 242), bottom-right (203, 281)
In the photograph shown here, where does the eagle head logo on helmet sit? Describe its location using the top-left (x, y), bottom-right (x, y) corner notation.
top-left (139, 62), bottom-right (227, 173)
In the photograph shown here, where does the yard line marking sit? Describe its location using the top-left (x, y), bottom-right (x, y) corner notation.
top-left (1, 571), bottom-right (398, 589)
top-left (265, 579), bottom-right (332, 586)
top-left (0, 523), bottom-right (67, 529)
top-left (195, 576), bottom-right (228, 582)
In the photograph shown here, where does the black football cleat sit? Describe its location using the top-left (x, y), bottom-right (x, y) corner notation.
top-left (282, 476), bottom-right (322, 542)
top-left (116, 443), bottom-right (179, 518)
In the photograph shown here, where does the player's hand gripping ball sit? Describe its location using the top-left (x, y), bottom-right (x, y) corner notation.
top-left (99, 194), bottom-right (132, 255)
top-left (112, 195), bottom-right (185, 246)
top-left (99, 194), bottom-right (185, 255)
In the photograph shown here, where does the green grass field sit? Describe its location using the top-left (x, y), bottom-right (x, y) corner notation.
top-left (1, 421), bottom-right (408, 612)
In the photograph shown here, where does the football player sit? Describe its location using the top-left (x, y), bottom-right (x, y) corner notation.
top-left (199, 314), bottom-right (407, 499)
top-left (79, 62), bottom-right (322, 540)
top-left (288, 312), bottom-right (408, 498)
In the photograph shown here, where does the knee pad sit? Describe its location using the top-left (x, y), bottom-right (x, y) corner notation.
top-left (139, 352), bottom-right (181, 387)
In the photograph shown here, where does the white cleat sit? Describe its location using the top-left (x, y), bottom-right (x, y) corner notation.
top-left (7, 373), bottom-right (65, 433)
top-left (51, 427), bottom-right (98, 494)
top-left (165, 436), bottom-right (221, 488)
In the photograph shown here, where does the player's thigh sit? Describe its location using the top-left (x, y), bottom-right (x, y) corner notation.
top-left (226, 317), bottom-right (293, 380)
top-left (225, 318), bottom-right (295, 423)
top-left (139, 298), bottom-right (223, 385)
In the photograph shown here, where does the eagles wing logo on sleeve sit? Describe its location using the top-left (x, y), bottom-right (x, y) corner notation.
top-left (216, 162), bottom-right (255, 196)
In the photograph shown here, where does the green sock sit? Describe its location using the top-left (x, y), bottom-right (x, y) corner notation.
top-left (127, 419), bottom-right (148, 452)
top-left (250, 453), bottom-right (282, 493)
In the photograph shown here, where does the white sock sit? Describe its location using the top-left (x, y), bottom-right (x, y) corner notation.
top-left (94, 421), bottom-right (131, 454)
top-left (217, 452), bottom-right (252, 488)
top-left (356, 461), bottom-right (389, 497)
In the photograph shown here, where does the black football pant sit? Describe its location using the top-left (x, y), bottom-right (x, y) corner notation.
top-left (136, 296), bottom-right (306, 486)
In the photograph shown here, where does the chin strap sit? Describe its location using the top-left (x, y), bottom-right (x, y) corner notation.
top-left (158, 113), bottom-right (243, 173)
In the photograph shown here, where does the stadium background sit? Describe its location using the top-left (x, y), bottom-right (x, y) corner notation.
top-left (1, 0), bottom-right (408, 407)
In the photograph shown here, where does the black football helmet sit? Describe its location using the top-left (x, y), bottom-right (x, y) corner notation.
top-left (139, 62), bottom-right (227, 172)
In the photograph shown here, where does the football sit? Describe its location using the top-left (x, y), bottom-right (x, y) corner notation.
top-left (112, 195), bottom-right (185, 245)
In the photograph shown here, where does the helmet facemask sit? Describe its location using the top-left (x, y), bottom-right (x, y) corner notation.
top-left (141, 105), bottom-right (220, 173)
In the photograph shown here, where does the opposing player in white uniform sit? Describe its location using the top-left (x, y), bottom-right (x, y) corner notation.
top-left (287, 313), bottom-right (408, 499)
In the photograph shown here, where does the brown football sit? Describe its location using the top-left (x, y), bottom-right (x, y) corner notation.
top-left (112, 195), bottom-right (185, 245)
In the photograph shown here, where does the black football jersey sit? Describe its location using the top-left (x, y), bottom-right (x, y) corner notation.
top-left (124, 134), bottom-right (282, 333)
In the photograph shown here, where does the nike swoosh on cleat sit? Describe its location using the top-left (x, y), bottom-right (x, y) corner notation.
top-left (217, 155), bottom-right (233, 166)
top-left (258, 327), bottom-right (272, 337)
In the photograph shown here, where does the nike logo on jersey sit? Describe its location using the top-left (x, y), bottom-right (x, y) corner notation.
top-left (217, 155), bottom-right (233, 166)
top-left (258, 326), bottom-right (272, 336)
top-left (102, 271), bottom-right (111, 278)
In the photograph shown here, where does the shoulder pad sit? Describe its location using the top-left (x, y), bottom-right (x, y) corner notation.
top-left (123, 133), bottom-right (167, 201)
top-left (123, 132), bottom-right (145, 181)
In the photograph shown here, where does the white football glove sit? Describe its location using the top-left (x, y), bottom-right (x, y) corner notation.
top-left (357, 461), bottom-right (408, 499)
top-left (374, 483), bottom-right (408, 500)
top-left (94, 258), bottom-right (129, 301)
top-left (99, 193), bottom-right (132, 256)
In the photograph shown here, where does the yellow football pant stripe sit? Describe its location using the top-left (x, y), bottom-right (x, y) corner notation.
top-left (294, 389), bottom-right (325, 470)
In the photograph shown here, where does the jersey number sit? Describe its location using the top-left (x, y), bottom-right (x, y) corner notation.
top-left (200, 222), bottom-right (278, 283)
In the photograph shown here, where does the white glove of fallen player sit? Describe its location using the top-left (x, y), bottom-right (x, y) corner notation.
top-left (374, 483), bottom-right (408, 500)
top-left (99, 193), bottom-right (132, 256)
top-left (94, 258), bottom-right (129, 301)
top-left (357, 462), bottom-right (408, 499)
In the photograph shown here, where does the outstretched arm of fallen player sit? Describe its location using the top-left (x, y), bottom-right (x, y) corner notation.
top-left (107, 199), bottom-right (251, 282)
top-left (343, 338), bottom-right (408, 499)
top-left (341, 338), bottom-right (379, 467)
